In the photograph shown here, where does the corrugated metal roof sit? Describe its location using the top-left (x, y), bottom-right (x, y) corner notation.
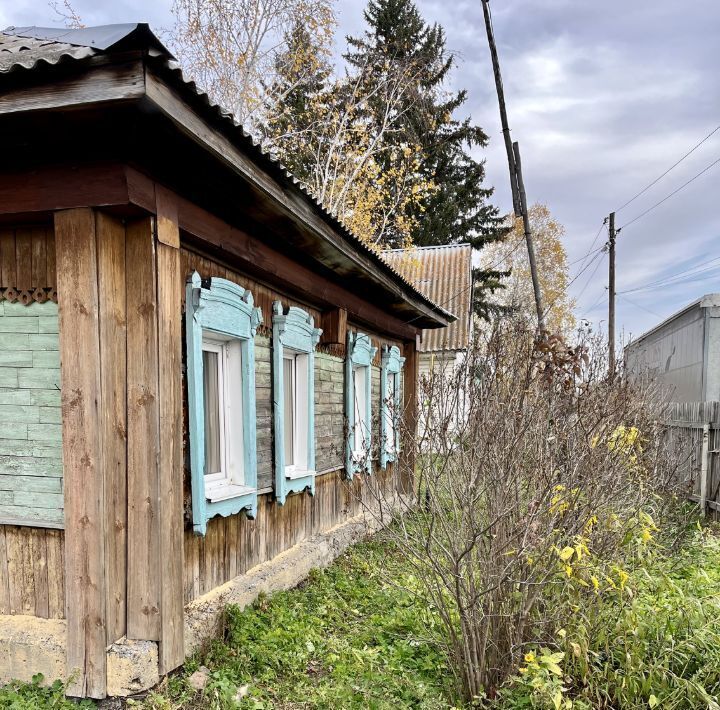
top-left (0, 28), bottom-right (96, 72)
top-left (383, 244), bottom-right (472, 352)
top-left (0, 23), bottom-right (453, 328)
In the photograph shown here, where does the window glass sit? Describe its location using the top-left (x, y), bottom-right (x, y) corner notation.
top-left (386, 371), bottom-right (397, 452)
top-left (353, 365), bottom-right (367, 453)
top-left (202, 348), bottom-right (222, 476)
top-left (283, 355), bottom-right (295, 467)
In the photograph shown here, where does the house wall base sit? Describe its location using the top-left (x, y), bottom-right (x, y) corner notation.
top-left (0, 497), bottom-right (406, 698)
top-left (184, 501), bottom-right (403, 655)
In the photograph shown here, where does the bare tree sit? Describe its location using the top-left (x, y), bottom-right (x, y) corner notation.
top-left (169, 0), bottom-right (336, 129)
top-left (360, 321), bottom-right (685, 702)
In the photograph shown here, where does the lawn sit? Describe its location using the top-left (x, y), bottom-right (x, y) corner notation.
top-left (3, 522), bottom-right (720, 709)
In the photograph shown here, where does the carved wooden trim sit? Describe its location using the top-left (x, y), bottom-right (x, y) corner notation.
top-left (0, 287), bottom-right (58, 304)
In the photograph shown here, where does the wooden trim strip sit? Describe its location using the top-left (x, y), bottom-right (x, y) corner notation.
top-left (54, 207), bottom-right (107, 699)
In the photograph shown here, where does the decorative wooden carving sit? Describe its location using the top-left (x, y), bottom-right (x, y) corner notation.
top-left (0, 287), bottom-right (58, 304)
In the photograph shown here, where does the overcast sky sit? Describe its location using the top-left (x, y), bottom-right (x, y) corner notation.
top-left (3, 0), bottom-right (719, 340)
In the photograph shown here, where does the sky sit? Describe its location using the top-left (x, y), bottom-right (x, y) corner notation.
top-left (2, 0), bottom-right (719, 341)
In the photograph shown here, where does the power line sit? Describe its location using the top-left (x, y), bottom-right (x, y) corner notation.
top-left (567, 218), bottom-right (607, 268)
top-left (618, 155), bottom-right (720, 232)
top-left (615, 123), bottom-right (720, 213)
top-left (617, 293), bottom-right (663, 318)
top-left (618, 255), bottom-right (720, 295)
top-left (575, 250), bottom-right (607, 302)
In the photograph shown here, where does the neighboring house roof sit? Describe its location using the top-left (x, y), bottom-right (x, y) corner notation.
top-left (0, 23), bottom-right (455, 331)
top-left (625, 293), bottom-right (720, 349)
top-left (383, 244), bottom-right (473, 352)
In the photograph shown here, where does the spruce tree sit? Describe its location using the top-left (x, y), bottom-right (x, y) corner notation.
top-left (261, 20), bottom-right (332, 182)
top-left (346, 0), bottom-right (508, 308)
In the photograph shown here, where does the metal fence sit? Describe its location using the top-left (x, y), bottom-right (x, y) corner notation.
top-left (667, 401), bottom-right (720, 516)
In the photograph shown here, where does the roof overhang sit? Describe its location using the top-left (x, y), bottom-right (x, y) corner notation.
top-left (0, 25), bottom-right (454, 334)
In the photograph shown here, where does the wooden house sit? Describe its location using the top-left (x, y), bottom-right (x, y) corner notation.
top-left (0, 24), bottom-right (453, 699)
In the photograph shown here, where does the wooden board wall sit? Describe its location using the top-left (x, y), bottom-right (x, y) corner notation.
top-left (0, 526), bottom-right (64, 618)
top-left (183, 465), bottom-right (398, 602)
top-left (0, 225), bottom-right (56, 291)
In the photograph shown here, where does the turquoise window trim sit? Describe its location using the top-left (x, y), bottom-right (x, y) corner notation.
top-left (185, 271), bottom-right (263, 535)
top-left (380, 345), bottom-right (405, 469)
top-left (345, 331), bottom-right (377, 478)
top-left (271, 301), bottom-right (322, 505)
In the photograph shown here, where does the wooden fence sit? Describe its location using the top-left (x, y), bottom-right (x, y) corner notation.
top-left (666, 401), bottom-right (720, 515)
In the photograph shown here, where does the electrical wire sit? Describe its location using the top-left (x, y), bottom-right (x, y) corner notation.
top-left (575, 250), bottom-right (607, 302)
top-left (618, 255), bottom-right (720, 295)
top-left (619, 155), bottom-right (720, 231)
top-left (615, 123), bottom-right (720, 213)
top-left (617, 293), bottom-right (663, 318)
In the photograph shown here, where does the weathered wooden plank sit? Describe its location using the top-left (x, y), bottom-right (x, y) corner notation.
top-left (320, 308), bottom-right (347, 346)
top-left (0, 62), bottom-right (145, 116)
top-left (5, 526), bottom-right (21, 614)
top-left (155, 195), bottom-right (185, 672)
top-left (0, 230), bottom-right (16, 287)
top-left (46, 230), bottom-right (57, 288)
top-left (0, 164), bottom-right (131, 216)
top-left (400, 338), bottom-right (418, 496)
top-left (15, 228), bottom-right (32, 290)
top-left (31, 228), bottom-right (47, 287)
top-left (31, 528), bottom-right (49, 618)
top-left (55, 207), bottom-right (107, 698)
top-left (0, 527), bottom-right (10, 614)
top-left (155, 186), bottom-right (180, 248)
top-left (96, 212), bottom-right (128, 645)
top-left (45, 530), bottom-right (65, 619)
top-left (125, 216), bottom-right (161, 641)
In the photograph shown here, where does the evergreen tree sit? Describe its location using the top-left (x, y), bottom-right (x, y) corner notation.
top-left (346, 0), bottom-right (508, 308)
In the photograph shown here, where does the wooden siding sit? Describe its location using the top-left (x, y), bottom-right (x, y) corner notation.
top-left (183, 465), bottom-right (398, 603)
top-left (0, 525), bottom-right (64, 618)
top-left (0, 225), bottom-right (56, 293)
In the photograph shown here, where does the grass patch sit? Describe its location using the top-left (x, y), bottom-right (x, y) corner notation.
top-left (140, 536), bottom-right (454, 709)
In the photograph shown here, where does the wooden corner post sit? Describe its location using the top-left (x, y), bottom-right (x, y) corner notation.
top-left (400, 336), bottom-right (418, 497)
top-left (55, 208), bottom-right (108, 698)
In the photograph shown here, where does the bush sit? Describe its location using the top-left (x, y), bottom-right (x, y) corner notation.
top-left (363, 320), bottom-right (686, 702)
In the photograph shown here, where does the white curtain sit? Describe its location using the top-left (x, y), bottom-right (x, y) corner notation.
top-left (203, 349), bottom-right (221, 475)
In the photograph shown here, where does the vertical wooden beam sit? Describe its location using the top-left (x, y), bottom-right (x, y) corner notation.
top-left (96, 212), bottom-right (128, 644)
top-left (400, 336), bottom-right (418, 496)
top-left (155, 189), bottom-right (185, 672)
top-left (125, 217), bottom-right (161, 641)
top-left (54, 207), bottom-right (107, 699)
top-left (320, 307), bottom-right (347, 347)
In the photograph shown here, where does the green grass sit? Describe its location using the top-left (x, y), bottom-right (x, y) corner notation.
top-left (5, 522), bottom-right (720, 709)
top-left (140, 536), bottom-right (454, 709)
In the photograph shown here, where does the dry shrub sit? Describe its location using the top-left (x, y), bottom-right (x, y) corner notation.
top-left (364, 319), bottom-right (686, 704)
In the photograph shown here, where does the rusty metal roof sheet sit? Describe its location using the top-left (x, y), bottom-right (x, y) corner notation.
top-left (383, 244), bottom-right (472, 352)
top-left (0, 23), bottom-right (453, 329)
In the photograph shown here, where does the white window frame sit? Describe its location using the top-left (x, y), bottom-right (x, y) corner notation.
top-left (345, 331), bottom-right (377, 478)
top-left (201, 335), bottom-right (250, 503)
top-left (283, 349), bottom-right (310, 479)
top-left (271, 301), bottom-right (322, 504)
top-left (352, 364), bottom-right (369, 463)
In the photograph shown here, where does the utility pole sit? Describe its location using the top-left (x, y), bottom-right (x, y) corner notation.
top-left (480, 0), bottom-right (521, 216)
top-left (608, 212), bottom-right (616, 375)
top-left (480, 0), bottom-right (545, 330)
top-left (514, 141), bottom-right (544, 330)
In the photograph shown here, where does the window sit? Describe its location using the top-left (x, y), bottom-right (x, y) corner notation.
top-left (272, 302), bottom-right (322, 504)
top-left (345, 331), bottom-right (377, 478)
top-left (282, 350), bottom-right (310, 477)
top-left (380, 345), bottom-right (404, 469)
top-left (186, 272), bottom-right (262, 535)
top-left (201, 337), bottom-right (247, 502)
